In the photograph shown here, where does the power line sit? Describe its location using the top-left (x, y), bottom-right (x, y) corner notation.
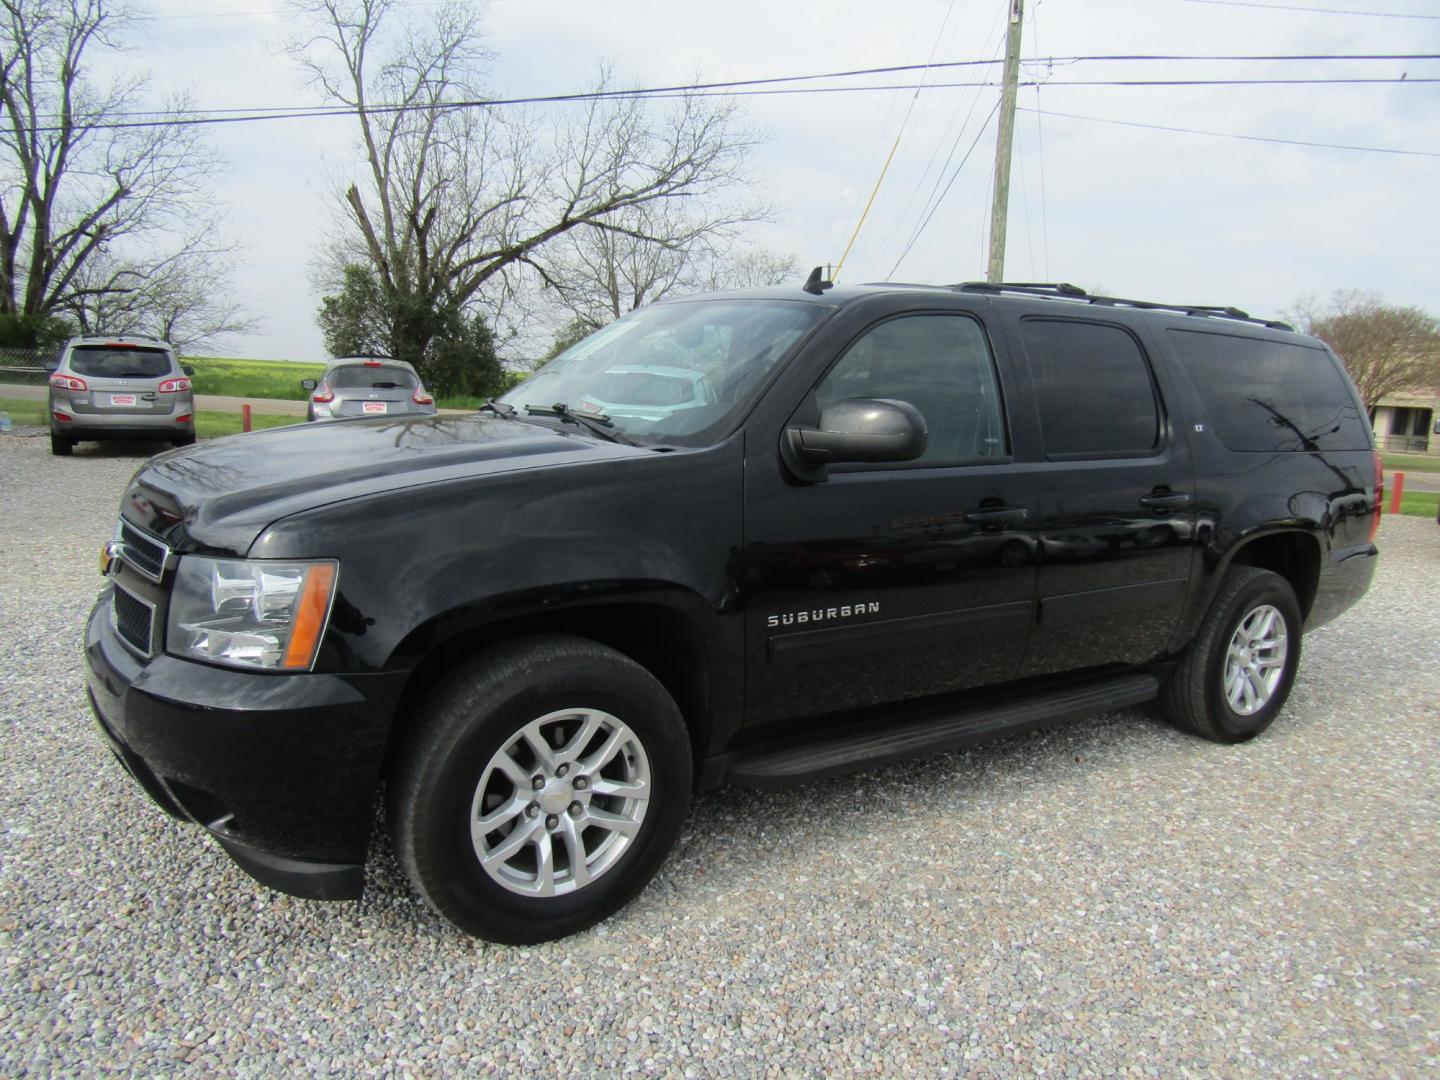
top-left (869, 2), bottom-right (1008, 276)
top-left (29, 68), bottom-right (1440, 134)
top-left (1177, 0), bottom-right (1440, 18)
top-left (27, 52), bottom-right (1440, 125)
top-left (835, 0), bottom-right (964, 279)
top-left (1018, 105), bottom-right (1440, 158)
top-left (889, 100), bottom-right (1001, 276)
top-left (140, 0), bottom-right (514, 17)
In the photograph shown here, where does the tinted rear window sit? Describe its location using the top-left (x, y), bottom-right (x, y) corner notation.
top-left (1021, 319), bottom-right (1160, 457)
top-left (330, 364), bottom-right (417, 389)
top-left (68, 346), bottom-right (172, 378)
top-left (1166, 330), bottom-right (1370, 452)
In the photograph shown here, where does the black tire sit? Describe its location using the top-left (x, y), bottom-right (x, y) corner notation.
top-left (171, 433), bottom-right (196, 448)
top-left (1159, 566), bottom-right (1302, 743)
top-left (50, 432), bottom-right (73, 456)
top-left (389, 635), bottom-right (692, 944)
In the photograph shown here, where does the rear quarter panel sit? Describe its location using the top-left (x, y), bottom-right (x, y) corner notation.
top-left (1135, 319), bottom-right (1379, 644)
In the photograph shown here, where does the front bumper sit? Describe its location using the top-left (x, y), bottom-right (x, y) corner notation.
top-left (85, 590), bottom-right (406, 900)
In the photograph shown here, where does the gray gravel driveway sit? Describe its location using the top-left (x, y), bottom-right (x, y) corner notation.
top-left (1, 432), bottom-right (1436, 1076)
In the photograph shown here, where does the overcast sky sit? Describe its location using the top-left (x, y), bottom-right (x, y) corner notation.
top-left (115, 0), bottom-right (1439, 360)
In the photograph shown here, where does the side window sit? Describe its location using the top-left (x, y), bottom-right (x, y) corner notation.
top-left (814, 314), bottom-right (1008, 465)
top-left (1165, 329), bottom-right (1371, 452)
top-left (1021, 319), bottom-right (1161, 457)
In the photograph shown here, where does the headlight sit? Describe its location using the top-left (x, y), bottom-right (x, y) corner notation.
top-left (167, 557), bottom-right (339, 671)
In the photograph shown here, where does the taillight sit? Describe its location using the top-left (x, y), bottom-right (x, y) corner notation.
top-left (363, 360), bottom-right (383, 367)
top-left (412, 386), bottom-right (433, 405)
top-left (1369, 450), bottom-right (1383, 543)
top-left (175, 414), bottom-right (192, 424)
top-left (50, 374), bottom-right (86, 391)
top-left (157, 377), bottom-right (191, 393)
top-left (53, 411), bottom-right (72, 422)
top-left (312, 383), bottom-right (334, 403)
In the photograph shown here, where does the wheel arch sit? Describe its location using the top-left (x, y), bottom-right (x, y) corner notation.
top-left (382, 588), bottom-right (722, 781)
top-left (1172, 527), bottom-right (1323, 654)
top-left (1222, 528), bottom-right (1323, 621)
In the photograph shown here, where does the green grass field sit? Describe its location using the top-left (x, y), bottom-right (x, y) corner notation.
top-left (1394, 490), bottom-right (1439, 519)
top-left (0, 396), bottom-right (300, 440)
top-left (186, 356), bottom-right (325, 401)
top-left (1382, 451), bottom-right (1440, 474)
top-left (183, 357), bottom-right (527, 409)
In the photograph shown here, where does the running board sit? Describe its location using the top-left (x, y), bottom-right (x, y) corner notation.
top-left (726, 673), bottom-right (1160, 788)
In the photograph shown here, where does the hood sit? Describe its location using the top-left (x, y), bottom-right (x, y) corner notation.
top-left (120, 413), bottom-right (644, 554)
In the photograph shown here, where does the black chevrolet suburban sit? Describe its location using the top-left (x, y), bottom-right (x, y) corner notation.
top-left (85, 279), bottom-right (1381, 943)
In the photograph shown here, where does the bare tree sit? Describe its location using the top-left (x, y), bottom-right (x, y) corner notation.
top-left (536, 190), bottom-right (796, 334)
top-left (291, 0), bottom-right (761, 378)
top-left (0, 0), bottom-right (251, 345)
top-left (691, 248), bottom-right (800, 293)
top-left (1293, 290), bottom-right (1440, 410)
top-left (66, 225), bottom-right (261, 352)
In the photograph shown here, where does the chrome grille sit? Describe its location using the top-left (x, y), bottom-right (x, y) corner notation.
top-left (118, 521), bottom-right (169, 581)
top-left (111, 585), bottom-right (156, 656)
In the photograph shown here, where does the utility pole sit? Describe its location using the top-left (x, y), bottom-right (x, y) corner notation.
top-left (985, 0), bottom-right (1024, 284)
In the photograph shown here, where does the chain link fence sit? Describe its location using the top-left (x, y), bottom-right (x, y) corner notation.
top-left (0, 345), bottom-right (58, 387)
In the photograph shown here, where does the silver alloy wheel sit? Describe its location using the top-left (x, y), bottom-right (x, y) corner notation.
top-left (1222, 603), bottom-right (1289, 716)
top-left (470, 708), bottom-right (651, 897)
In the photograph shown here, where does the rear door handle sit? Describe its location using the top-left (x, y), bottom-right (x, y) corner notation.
top-left (964, 506), bottom-right (1029, 526)
top-left (1139, 493), bottom-right (1192, 511)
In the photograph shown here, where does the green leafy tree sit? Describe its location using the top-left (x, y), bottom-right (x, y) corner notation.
top-left (0, 311), bottom-right (73, 350)
top-left (317, 263), bottom-right (504, 397)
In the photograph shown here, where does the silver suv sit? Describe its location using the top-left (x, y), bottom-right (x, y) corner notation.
top-left (301, 357), bottom-right (436, 422)
top-left (48, 336), bottom-right (195, 456)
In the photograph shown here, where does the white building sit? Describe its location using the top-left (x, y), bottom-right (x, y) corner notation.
top-left (1372, 387), bottom-right (1438, 455)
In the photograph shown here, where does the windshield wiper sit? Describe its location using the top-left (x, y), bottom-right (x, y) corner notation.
top-left (478, 400), bottom-right (516, 418)
top-left (523, 402), bottom-right (636, 446)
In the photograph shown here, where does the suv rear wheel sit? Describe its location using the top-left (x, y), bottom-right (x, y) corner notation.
top-left (1160, 565), bottom-right (1302, 743)
top-left (388, 635), bottom-right (692, 944)
top-left (50, 432), bottom-right (73, 456)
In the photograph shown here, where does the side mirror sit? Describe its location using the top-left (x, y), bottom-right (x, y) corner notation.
top-left (301, 378), bottom-right (317, 391)
top-left (182, 364), bottom-right (195, 377)
top-left (787, 398), bottom-right (928, 465)
top-left (44, 359), bottom-right (59, 373)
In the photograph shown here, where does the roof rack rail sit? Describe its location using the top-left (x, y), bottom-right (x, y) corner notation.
top-left (951, 281), bottom-right (1294, 332)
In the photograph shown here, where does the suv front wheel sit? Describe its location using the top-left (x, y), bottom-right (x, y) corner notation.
top-left (388, 635), bottom-right (692, 944)
top-left (1160, 566), bottom-right (1302, 743)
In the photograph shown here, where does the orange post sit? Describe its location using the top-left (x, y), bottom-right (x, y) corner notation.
top-left (1388, 471), bottom-right (1405, 515)
top-left (242, 403), bottom-right (252, 433)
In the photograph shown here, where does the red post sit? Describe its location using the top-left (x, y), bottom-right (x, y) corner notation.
top-left (242, 403), bottom-right (252, 433)
top-left (1388, 471), bottom-right (1405, 515)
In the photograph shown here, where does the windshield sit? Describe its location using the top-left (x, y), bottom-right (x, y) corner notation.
top-left (68, 346), bottom-right (173, 378)
top-left (500, 299), bottom-right (829, 446)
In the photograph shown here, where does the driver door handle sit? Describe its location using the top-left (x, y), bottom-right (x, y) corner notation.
top-left (1139, 492), bottom-right (1192, 511)
top-left (964, 506), bottom-right (1029, 526)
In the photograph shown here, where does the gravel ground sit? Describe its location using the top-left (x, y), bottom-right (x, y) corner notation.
top-left (1, 432), bottom-right (1436, 1077)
